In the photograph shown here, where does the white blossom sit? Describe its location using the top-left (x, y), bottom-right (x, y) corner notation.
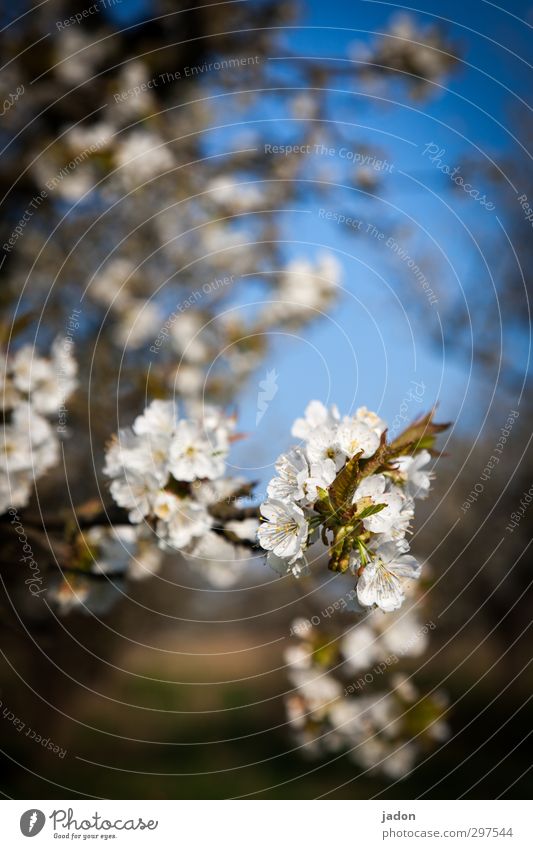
top-left (104, 401), bottom-right (244, 574)
top-left (169, 419), bottom-right (226, 481)
top-left (292, 399), bottom-right (340, 441)
top-left (302, 458), bottom-right (337, 503)
top-left (341, 624), bottom-right (382, 673)
top-left (173, 363), bottom-right (205, 397)
top-left (156, 494), bottom-right (212, 549)
top-left (113, 299), bottom-right (163, 349)
top-left (258, 499), bottom-right (308, 559)
top-left (353, 475), bottom-right (413, 538)
top-left (337, 417), bottom-right (380, 459)
top-left (89, 258), bottom-right (136, 308)
top-left (183, 530), bottom-right (250, 587)
top-left (85, 525), bottom-right (138, 575)
top-left (105, 429), bottom-right (167, 486)
top-left (263, 254), bottom-right (341, 323)
top-left (0, 342), bottom-right (77, 514)
top-left (266, 550), bottom-right (309, 578)
top-left (170, 313), bottom-right (210, 363)
top-left (11, 338), bottom-right (77, 415)
top-left (289, 667), bottom-right (342, 717)
top-left (266, 448), bottom-right (308, 502)
top-left (378, 610), bottom-right (429, 658)
top-left (395, 448), bottom-right (433, 499)
top-left (225, 518), bottom-right (259, 542)
top-left (115, 130), bottom-right (174, 188)
top-left (306, 424), bottom-right (344, 469)
top-left (110, 471), bottom-right (160, 523)
top-left (128, 533), bottom-right (163, 581)
top-left (133, 399), bottom-right (179, 438)
top-left (259, 401), bottom-right (440, 600)
top-left (285, 603), bottom-right (446, 776)
top-left (356, 542), bottom-right (421, 612)
top-left (356, 406), bottom-right (387, 436)
top-left (193, 475), bottom-right (248, 506)
top-left (208, 176), bottom-right (264, 212)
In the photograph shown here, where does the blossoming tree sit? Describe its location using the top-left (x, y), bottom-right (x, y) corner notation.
top-left (0, 0), bottom-right (458, 780)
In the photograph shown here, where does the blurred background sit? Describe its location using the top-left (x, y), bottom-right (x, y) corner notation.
top-left (0, 0), bottom-right (532, 799)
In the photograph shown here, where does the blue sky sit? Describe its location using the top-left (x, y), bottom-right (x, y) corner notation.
top-left (101, 0), bottom-right (531, 480)
top-left (227, 0), bottom-right (531, 479)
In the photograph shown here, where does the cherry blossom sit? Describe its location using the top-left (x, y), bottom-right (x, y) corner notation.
top-left (258, 499), bottom-right (309, 559)
top-left (395, 448), bottom-right (434, 499)
top-left (356, 542), bottom-right (421, 612)
top-left (258, 401), bottom-right (447, 613)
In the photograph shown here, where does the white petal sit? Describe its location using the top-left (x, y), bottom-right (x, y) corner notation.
top-left (356, 562), bottom-right (405, 612)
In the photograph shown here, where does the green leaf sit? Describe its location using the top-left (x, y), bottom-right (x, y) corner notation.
top-left (389, 409), bottom-right (450, 457)
top-left (355, 500), bottom-right (387, 519)
top-left (314, 486), bottom-right (332, 516)
top-left (356, 537), bottom-right (369, 567)
top-left (328, 452), bottom-right (362, 515)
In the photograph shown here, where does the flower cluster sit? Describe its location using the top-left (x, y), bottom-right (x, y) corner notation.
top-left (260, 254), bottom-right (341, 326)
top-left (258, 401), bottom-right (448, 613)
top-left (353, 13), bottom-right (459, 96)
top-left (0, 339), bottom-right (78, 514)
top-left (284, 601), bottom-right (449, 777)
top-left (104, 400), bottom-right (257, 565)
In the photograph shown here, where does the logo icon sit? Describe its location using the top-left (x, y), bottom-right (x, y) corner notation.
top-left (20, 810), bottom-right (46, 837)
top-left (256, 369), bottom-right (279, 425)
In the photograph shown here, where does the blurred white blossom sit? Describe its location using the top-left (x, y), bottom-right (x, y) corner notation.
top-left (1, 341), bottom-right (78, 513)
